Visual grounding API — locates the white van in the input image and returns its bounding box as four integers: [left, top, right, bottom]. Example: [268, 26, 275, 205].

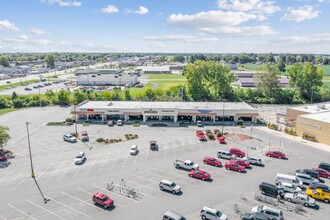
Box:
[275, 173, 303, 188]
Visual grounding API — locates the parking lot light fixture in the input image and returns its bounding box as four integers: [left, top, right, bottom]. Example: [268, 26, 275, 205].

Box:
[221, 99, 226, 134]
[26, 122, 35, 178]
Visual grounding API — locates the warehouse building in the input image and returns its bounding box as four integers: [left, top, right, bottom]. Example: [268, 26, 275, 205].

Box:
[72, 101, 258, 123]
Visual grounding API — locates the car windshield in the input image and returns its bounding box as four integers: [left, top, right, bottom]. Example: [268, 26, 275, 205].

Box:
[102, 196, 109, 202]
[76, 155, 83, 158]
[215, 211, 222, 217]
[170, 183, 176, 187]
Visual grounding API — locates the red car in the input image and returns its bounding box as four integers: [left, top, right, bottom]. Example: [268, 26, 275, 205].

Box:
[229, 148, 246, 158]
[218, 136, 225, 144]
[196, 131, 207, 141]
[203, 157, 222, 167]
[265, 150, 286, 159]
[92, 192, 114, 209]
[225, 162, 245, 172]
[312, 168, 330, 179]
[230, 159, 249, 168]
[188, 169, 211, 180]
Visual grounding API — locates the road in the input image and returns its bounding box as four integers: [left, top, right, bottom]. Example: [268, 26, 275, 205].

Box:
[0, 107, 329, 220]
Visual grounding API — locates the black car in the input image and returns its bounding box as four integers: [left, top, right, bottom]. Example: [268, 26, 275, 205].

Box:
[259, 182, 285, 198]
[319, 162, 330, 172]
[308, 182, 330, 192]
[295, 169, 320, 179]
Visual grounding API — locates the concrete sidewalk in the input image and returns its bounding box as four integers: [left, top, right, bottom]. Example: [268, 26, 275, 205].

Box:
[255, 126, 330, 153]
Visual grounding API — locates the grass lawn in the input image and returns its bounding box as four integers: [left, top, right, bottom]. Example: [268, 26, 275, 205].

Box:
[0, 108, 20, 116]
[0, 79, 40, 91]
[128, 74, 187, 96]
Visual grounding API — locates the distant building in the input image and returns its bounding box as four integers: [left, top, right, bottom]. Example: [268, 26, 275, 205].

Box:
[73, 67, 99, 76]
[137, 66, 171, 74]
[76, 74, 137, 86]
[237, 76, 289, 87]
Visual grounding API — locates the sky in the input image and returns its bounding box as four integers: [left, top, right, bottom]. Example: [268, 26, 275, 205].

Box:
[0, 0, 330, 53]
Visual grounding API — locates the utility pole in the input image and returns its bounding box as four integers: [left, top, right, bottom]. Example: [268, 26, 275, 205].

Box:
[74, 104, 77, 135]
[221, 99, 226, 134]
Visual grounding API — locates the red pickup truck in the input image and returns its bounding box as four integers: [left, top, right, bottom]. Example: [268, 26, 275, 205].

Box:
[196, 131, 206, 141]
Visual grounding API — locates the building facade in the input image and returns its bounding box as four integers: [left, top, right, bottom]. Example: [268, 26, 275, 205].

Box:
[72, 101, 258, 123]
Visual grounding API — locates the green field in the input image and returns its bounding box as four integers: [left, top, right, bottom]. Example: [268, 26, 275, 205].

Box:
[0, 108, 20, 116]
[128, 74, 187, 96]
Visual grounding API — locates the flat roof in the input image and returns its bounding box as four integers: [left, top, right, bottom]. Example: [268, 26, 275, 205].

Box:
[289, 103, 330, 114]
[78, 101, 256, 111]
[300, 111, 330, 123]
[77, 74, 135, 82]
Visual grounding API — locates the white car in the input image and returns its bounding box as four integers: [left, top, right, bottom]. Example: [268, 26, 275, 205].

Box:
[244, 156, 263, 166]
[159, 180, 181, 194]
[280, 182, 302, 194]
[63, 133, 77, 143]
[74, 152, 86, 164]
[117, 120, 123, 126]
[284, 192, 316, 207]
[251, 206, 283, 220]
[129, 145, 138, 155]
[200, 206, 227, 220]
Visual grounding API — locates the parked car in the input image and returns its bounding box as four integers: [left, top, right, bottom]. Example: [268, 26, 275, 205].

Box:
[224, 162, 245, 172]
[295, 169, 319, 179]
[203, 157, 222, 167]
[24, 87, 32, 91]
[275, 173, 303, 188]
[312, 168, 330, 179]
[197, 120, 203, 127]
[200, 206, 228, 220]
[306, 189, 330, 203]
[279, 182, 302, 194]
[230, 158, 250, 168]
[80, 130, 89, 141]
[319, 162, 330, 171]
[251, 206, 283, 220]
[63, 133, 77, 143]
[243, 156, 263, 166]
[284, 192, 316, 207]
[117, 120, 123, 126]
[150, 140, 158, 151]
[188, 170, 211, 181]
[229, 148, 246, 158]
[107, 120, 114, 126]
[259, 182, 285, 198]
[196, 130, 207, 141]
[240, 212, 268, 220]
[294, 173, 319, 185]
[308, 182, 330, 192]
[218, 136, 225, 144]
[163, 210, 185, 220]
[74, 152, 86, 164]
[129, 145, 138, 155]
[265, 150, 286, 159]
[92, 192, 114, 208]
[217, 150, 236, 160]
[159, 180, 181, 194]
[6, 81, 11, 84]
[174, 159, 199, 170]
[33, 85, 39, 89]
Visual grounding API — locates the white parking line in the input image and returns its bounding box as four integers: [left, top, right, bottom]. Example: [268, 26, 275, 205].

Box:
[145, 146, 149, 162]
[27, 200, 66, 220]
[75, 188, 125, 208]
[62, 192, 102, 208]
[122, 152, 130, 168]
[0, 170, 14, 183]
[42, 161, 66, 184]
[45, 196, 91, 218]
[0, 167, 30, 191]
[11, 176, 30, 191]
[0, 214, 8, 220]
[85, 153, 101, 176]
[111, 151, 121, 170]
[132, 174, 159, 185]
[58, 162, 75, 182]
[97, 151, 112, 173]
[8, 204, 37, 220]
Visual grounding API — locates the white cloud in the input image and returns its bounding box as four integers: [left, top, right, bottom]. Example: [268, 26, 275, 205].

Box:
[281, 5, 320, 22]
[0, 20, 19, 31]
[4, 35, 52, 45]
[31, 28, 46, 35]
[217, 0, 281, 14]
[270, 34, 330, 44]
[167, 10, 276, 36]
[41, 0, 81, 7]
[17, 34, 29, 40]
[128, 6, 149, 15]
[143, 34, 219, 42]
[36, 39, 52, 45]
[101, 5, 119, 14]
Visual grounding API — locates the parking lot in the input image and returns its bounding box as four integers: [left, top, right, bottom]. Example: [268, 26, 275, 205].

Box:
[0, 107, 329, 220]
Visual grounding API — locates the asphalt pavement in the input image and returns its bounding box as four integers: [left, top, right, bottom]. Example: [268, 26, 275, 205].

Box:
[0, 107, 329, 220]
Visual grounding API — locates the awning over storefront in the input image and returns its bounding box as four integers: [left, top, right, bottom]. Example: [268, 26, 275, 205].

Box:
[74, 111, 104, 115]
[178, 113, 217, 116]
[123, 112, 143, 116]
[236, 113, 259, 117]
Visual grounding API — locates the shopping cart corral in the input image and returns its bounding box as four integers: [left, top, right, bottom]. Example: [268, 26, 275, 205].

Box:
[105, 179, 142, 200]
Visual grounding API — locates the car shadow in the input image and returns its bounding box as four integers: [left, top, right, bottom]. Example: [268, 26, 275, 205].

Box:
[246, 166, 253, 170]
[319, 179, 325, 183]
[162, 190, 184, 196]
[310, 204, 320, 210]
[283, 157, 289, 160]
[94, 204, 116, 211]
[75, 158, 87, 166]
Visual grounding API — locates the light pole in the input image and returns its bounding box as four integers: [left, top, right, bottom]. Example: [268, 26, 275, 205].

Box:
[74, 104, 77, 135]
[26, 122, 48, 203]
[39, 87, 41, 108]
[221, 99, 226, 134]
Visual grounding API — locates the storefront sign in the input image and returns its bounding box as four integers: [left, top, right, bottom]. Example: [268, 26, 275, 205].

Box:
[301, 120, 321, 129]
[162, 110, 175, 113]
[198, 109, 212, 113]
[87, 108, 94, 112]
[108, 110, 119, 112]
[144, 109, 158, 114]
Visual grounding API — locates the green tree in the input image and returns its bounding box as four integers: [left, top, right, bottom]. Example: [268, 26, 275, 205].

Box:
[288, 62, 323, 101]
[72, 91, 88, 104]
[123, 89, 132, 101]
[56, 89, 70, 105]
[0, 55, 10, 67]
[45, 54, 55, 68]
[183, 61, 235, 101]
[143, 89, 156, 101]
[0, 126, 11, 148]
[11, 92, 18, 100]
[45, 89, 56, 103]
[254, 65, 280, 99]
[277, 59, 286, 73]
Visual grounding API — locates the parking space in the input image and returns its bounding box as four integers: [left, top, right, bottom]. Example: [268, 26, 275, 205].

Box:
[1, 107, 330, 219]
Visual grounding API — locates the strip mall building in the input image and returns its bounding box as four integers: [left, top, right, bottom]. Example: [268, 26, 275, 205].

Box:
[72, 101, 258, 123]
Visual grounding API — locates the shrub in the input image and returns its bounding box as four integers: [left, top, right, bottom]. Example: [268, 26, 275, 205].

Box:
[134, 134, 138, 138]
[96, 138, 105, 143]
[118, 139, 122, 142]
[207, 133, 215, 140]
[104, 139, 109, 143]
[83, 122, 90, 126]
[237, 119, 244, 126]
[267, 123, 278, 130]
[133, 123, 140, 127]
[224, 132, 229, 135]
[213, 129, 220, 134]
[65, 118, 74, 123]
[46, 122, 64, 126]
[205, 129, 211, 134]
[302, 132, 317, 142]
[216, 132, 223, 137]
[110, 139, 114, 143]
